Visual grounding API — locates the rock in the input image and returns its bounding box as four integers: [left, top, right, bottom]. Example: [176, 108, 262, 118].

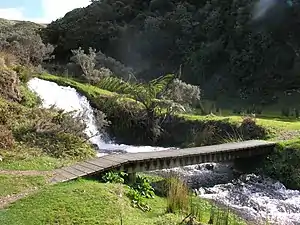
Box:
[204, 163, 214, 170]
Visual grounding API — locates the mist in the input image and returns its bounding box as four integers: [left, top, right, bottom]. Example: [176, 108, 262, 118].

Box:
[252, 0, 277, 20]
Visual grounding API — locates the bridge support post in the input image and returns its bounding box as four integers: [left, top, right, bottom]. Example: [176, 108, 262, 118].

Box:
[128, 172, 136, 184]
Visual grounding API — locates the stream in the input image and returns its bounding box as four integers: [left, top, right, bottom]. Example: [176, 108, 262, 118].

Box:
[28, 78, 300, 225]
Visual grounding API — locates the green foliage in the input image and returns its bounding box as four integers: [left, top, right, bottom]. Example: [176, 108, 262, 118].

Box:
[95, 50, 135, 80]
[70, 47, 113, 84]
[41, 0, 300, 104]
[261, 140, 300, 189]
[0, 97, 95, 160]
[19, 84, 41, 107]
[165, 78, 201, 108]
[97, 76, 131, 94]
[130, 176, 155, 199]
[126, 188, 151, 212]
[0, 19, 53, 65]
[102, 171, 126, 184]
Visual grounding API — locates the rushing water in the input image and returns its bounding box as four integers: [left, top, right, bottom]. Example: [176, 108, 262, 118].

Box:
[153, 165, 300, 225]
[28, 78, 168, 156]
[28, 78, 300, 224]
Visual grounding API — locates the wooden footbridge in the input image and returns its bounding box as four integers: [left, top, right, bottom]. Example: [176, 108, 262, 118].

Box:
[50, 140, 276, 184]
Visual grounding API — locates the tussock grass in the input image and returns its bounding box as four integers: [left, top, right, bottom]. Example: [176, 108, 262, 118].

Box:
[166, 176, 189, 214]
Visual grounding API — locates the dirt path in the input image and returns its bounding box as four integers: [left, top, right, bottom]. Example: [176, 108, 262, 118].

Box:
[0, 170, 55, 209]
[0, 187, 40, 209]
[0, 170, 53, 176]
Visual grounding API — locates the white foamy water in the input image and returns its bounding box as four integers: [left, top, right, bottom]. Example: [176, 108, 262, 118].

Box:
[27, 78, 168, 155]
[156, 165, 300, 225]
[196, 174, 300, 225]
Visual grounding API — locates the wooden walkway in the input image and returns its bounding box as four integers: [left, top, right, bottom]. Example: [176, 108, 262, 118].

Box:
[50, 140, 276, 183]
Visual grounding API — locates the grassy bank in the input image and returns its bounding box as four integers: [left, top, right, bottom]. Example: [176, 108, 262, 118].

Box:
[38, 74, 300, 139]
[260, 139, 300, 189]
[0, 178, 245, 225]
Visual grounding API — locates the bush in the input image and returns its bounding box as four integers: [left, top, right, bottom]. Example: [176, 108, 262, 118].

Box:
[0, 67, 22, 102]
[0, 99, 96, 160]
[239, 116, 268, 140]
[71, 47, 113, 84]
[19, 84, 41, 107]
[95, 50, 135, 81]
[165, 78, 201, 108]
[261, 141, 300, 189]
[0, 125, 14, 149]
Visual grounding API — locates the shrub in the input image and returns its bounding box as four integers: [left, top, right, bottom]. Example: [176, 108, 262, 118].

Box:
[166, 176, 189, 213]
[0, 26, 54, 66]
[19, 84, 41, 107]
[0, 67, 22, 102]
[261, 141, 300, 189]
[0, 125, 14, 149]
[165, 78, 201, 108]
[71, 47, 112, 84]
[239, 116, 268, 140]
[95, 50, 135, 81]
[15, 130, 95, 159]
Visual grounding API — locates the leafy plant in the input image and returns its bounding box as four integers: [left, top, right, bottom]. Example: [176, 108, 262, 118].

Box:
[130, 176, 155, 199]
[126, 188, 151, 212]
[102, 171, 126, 184]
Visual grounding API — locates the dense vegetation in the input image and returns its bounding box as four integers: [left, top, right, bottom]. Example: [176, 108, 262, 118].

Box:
[42, 0, 300, 105]
[0, 1, 300, 222]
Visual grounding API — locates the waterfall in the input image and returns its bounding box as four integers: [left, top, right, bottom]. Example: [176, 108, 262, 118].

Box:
[27, 78, 168, 156]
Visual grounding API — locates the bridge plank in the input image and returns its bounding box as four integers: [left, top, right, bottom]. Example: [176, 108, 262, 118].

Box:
[54, 169, 77, 180]
[73, 164, 95, 174]
[79, 162, 104, 171]
[62, 167, 87, 177]
[101, 155, 128, 164]
[86, 157, 120, 169]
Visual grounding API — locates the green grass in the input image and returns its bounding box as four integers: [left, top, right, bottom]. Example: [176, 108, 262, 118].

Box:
[0, 145, 73, 171]
[181, 113, 300, 132]
[0, 179, 244, 225]
[38, 73, 115, 97]
[0, 174, 46, 198]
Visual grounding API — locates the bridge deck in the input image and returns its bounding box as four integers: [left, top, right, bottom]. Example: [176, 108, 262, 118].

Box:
[50, 140, 276, 184]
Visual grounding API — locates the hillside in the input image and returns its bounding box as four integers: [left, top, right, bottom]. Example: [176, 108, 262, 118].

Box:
[41, 0, 300, 104]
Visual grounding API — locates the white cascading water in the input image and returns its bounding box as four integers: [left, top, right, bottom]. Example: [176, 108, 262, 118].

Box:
[28, 78, 168, 156]
[28, 78, 300, 224]
[153, 164, 300, 225]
